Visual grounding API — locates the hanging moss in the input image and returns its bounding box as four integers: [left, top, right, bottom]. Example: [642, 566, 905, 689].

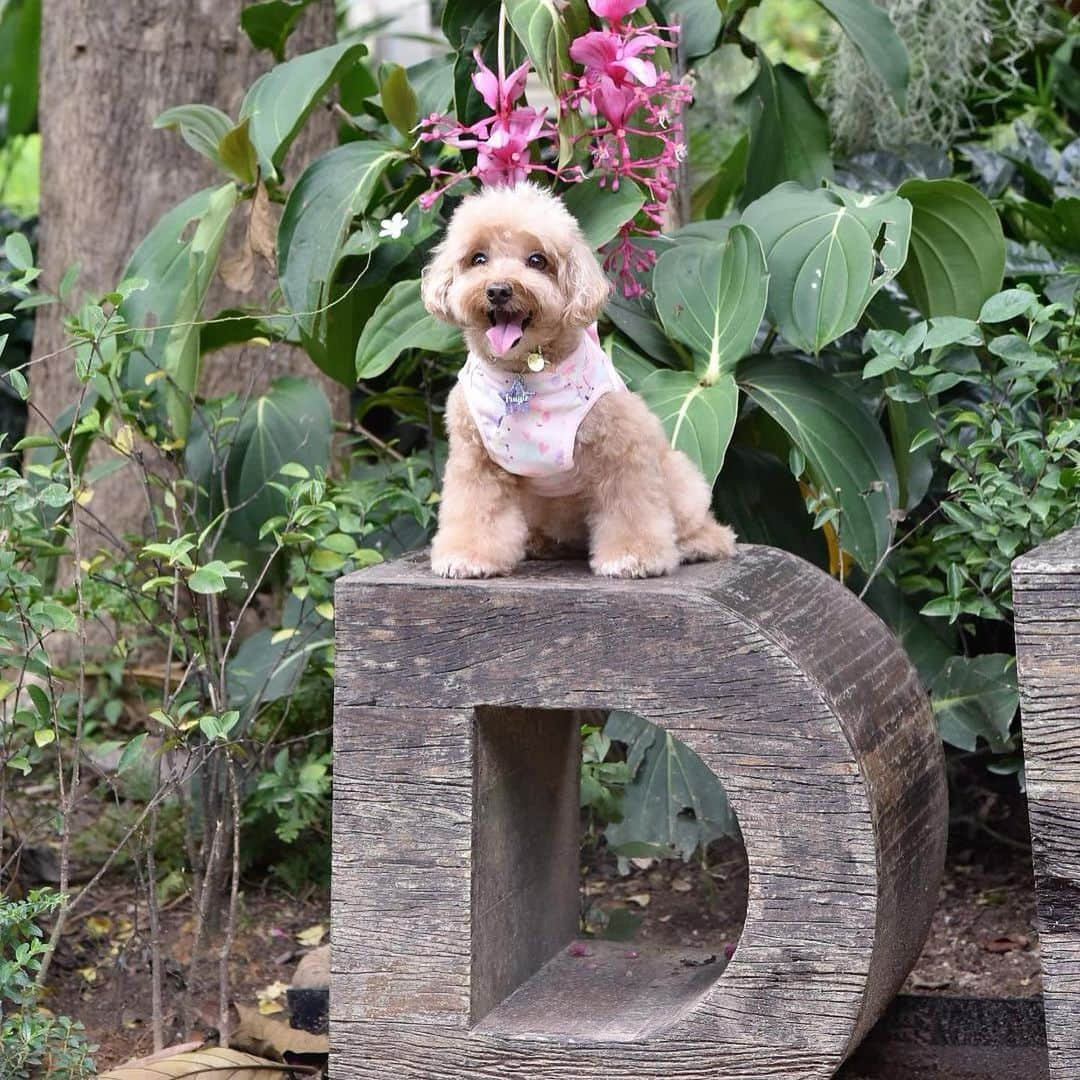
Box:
[821, 0, 1053, 153]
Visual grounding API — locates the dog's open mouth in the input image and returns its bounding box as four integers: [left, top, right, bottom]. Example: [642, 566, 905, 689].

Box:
[486, 309, 532, 357]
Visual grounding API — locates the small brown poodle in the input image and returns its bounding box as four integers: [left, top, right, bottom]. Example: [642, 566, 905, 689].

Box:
[421, 182, 736, 579]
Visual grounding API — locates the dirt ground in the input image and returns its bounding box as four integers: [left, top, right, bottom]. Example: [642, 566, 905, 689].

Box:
[42, 762, 1041, 1072]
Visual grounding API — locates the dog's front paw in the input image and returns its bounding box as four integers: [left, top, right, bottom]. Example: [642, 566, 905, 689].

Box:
[590, 547, 679, 579]
[431, 550, 514, 579]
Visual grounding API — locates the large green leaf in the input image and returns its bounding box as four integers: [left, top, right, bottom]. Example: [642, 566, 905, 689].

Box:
[0, 0, 39, 138]
[654, 0, 722, 60]
[240, 41, 367, 182]
[741, 56, 833, 205]
[227, 597, 331, 708]
[931, 653, 1018, 752]
[277, 141, 406, 359]
[741, 356, 899, 572]
[654, 224, 768, 381]
[741, 183, 911, 354]
[153, 104, 233, 168]
[185, 377, 332, 546]
[896, 179, 1005, 318]
[604, 334, 660, 390]
[240, 0, 316, 61]
[562, 178, 645, 248]
[862, 577, 955, 687]
[158, 184, 238, 439]
[605, 292, 682, 367]
[355, 279, 463, 381]
[119, 183, 238, 441]
[812, 0, 909, 108]
[603, 711, 738, 860]
[504, 0, 590, 99]
[638, 369, 738, 486]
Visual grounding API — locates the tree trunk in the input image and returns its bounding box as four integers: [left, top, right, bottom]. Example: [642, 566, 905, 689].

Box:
[34, 0, 348, 496]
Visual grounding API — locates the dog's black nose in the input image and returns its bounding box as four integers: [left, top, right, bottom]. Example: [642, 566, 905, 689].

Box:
[486, 282, 513, 306]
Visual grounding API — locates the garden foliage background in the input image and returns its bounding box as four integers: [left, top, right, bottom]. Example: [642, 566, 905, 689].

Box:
[0, 0, 1077, 1071]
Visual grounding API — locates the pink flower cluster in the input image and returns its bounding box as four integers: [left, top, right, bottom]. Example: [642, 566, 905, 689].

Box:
[564, 0, 691, 296]
[416, 0, 691, 296]
[416, 50, 560, 208]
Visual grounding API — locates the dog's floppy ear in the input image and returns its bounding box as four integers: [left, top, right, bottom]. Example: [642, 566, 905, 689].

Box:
[421, 240, 456, 323]
[561, 236, 612, 327]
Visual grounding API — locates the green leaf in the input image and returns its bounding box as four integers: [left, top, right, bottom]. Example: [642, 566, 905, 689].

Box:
[812, 0, 909, 108]
[0, 0, 40, 138]
[741, 183, 911, 354]
[637, 370, 738, 486]
[741, 356, 899, 572]
[117, 732, 149, 774]
[119, 183, 239, 441]
[380, 64, 419, 138]
[160, 184, 239, 440]
[185, 377, 332, 546]
[603, 711, 737, 860]
[4, 232, 33, 271]
[653, 224, 768, 381]
[931, 654, 1018, 752]
[604, 334, 660, 390]
[562, 178, 645, 248]
[653, 0, 721, 59]
[896, 179, 1005, 318]
[240, 41, 368, 182]
[240, 0, 315, 61]
[978, 288, 1038, 324]
[32, 728, 55, 748]
[505, 0, 590, 100]
[153, 104, 232, 167]
[188, 560, 244, 595]
[217, 118, 259, 185]
[278, 141, 407, 369]
[741, 56, 833, 205]
[861, 577, 954, 686]
[355, 279, 463, 380]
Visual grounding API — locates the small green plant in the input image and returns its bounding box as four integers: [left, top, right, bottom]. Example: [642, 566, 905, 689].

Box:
[864, 286, 1080, 624]
[0, 890, 96, 1080]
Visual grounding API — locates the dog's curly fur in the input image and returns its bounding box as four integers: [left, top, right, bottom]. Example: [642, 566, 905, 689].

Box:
[421, 183, 736, 579]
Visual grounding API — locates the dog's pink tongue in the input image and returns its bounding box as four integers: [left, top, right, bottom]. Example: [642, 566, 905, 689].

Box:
[486, 313, 524, 356]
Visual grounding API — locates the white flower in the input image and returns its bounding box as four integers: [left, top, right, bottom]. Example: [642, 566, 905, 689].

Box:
[379, 213, 409, 240]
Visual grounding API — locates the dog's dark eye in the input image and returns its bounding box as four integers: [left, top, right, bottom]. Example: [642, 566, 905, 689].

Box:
[526, 252, 548, 271]
[470, 252, 488, 266]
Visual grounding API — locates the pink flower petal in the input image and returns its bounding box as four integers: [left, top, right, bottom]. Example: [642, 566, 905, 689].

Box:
[617, 55, 658, 87]
[569, 30, 619, 72]
[588, 0, 647, 20]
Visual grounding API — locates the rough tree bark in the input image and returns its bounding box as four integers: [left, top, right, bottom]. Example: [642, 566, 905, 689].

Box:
[34, 0, 348, 529]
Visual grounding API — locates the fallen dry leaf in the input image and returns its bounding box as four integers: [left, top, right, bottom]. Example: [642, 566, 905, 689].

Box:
[249, 183, 277, 267]
[85, 915, 112, 937]
[97, 1045, 295, 1079]
[671, 879, 692, 893]
[231, 1002, 329, 1058]
[980, 934, 1029, 954]
[626, 892, 651, 908]
[295, 924, 325, 948]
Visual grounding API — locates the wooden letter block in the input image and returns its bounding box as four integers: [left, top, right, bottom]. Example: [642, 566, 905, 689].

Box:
[332, 546, 947, 1079]
[1015, 527, 1080, 1079]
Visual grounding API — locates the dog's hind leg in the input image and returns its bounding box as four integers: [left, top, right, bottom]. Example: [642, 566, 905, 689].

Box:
[662, 449, 737, 563]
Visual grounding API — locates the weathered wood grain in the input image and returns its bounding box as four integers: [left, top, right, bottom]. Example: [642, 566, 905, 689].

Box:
[1014, 526, 1080, 1080]
[332, 546, 947, 1078]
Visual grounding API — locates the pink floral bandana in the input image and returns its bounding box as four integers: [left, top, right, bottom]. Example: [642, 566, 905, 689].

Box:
[459, 325, 626, 497]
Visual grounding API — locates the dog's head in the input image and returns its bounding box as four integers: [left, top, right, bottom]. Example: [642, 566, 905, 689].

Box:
[421, 183, 611, 365]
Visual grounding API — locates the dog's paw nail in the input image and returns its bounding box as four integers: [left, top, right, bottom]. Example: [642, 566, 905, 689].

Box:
[432, 554, 506, 579]
[591, 552, 676, 579]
